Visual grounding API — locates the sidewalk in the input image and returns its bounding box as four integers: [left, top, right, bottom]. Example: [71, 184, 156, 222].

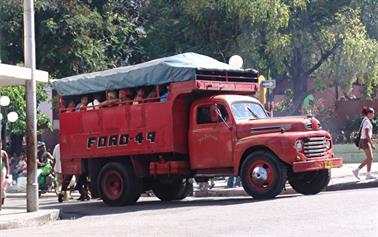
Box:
[1, 163, 377, 230]
[193, 163, 378, 197]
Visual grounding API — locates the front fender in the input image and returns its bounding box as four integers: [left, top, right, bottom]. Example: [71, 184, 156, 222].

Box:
[233, 130, 332, 175]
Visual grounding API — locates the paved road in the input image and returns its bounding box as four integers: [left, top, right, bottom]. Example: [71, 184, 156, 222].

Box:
[2, 188, 378, 237]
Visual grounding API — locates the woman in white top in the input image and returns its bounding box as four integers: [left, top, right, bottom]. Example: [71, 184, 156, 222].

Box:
[353, 107, 376, 180]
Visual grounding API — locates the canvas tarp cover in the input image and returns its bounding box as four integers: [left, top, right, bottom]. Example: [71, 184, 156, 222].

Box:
[51, 52, 244, 96]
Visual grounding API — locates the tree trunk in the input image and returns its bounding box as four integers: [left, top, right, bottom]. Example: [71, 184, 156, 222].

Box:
[9, 134, 24, 156]
[288, 42, 308, 115]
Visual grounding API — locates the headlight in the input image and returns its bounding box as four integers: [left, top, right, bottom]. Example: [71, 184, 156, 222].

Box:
[325, 139, 331, 149]
[295, 140, 303, 152]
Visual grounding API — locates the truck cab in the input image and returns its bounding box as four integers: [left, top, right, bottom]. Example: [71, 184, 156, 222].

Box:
[52, 53, 342, 206]
[188, 94, 341, 199]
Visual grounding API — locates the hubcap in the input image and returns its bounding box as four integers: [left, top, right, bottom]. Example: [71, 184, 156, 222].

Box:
[103, 171, 123, 200]
[247, 160, 275, 191]
[252, 166, 268, 184]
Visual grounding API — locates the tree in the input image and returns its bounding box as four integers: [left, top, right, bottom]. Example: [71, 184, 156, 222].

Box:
[233, 1, 377, 113]
[0, 0, 145, 78]
[140, 0, 201, 60]
[141, 0, 378, 114]
[0, 0, 146, 153]
[314, 11, 378, 99]
[0, 85, 50, 155]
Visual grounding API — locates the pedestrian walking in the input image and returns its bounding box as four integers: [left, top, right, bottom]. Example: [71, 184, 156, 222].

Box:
[53, 144, 64, 202]
[1, 141, 10, 206]
[353, 107, 376, 180]
[227, 176, 240, 188]
[76, 174, 91, 201]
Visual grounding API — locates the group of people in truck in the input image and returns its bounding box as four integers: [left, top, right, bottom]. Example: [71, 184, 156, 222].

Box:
[63, 84, 170, 112]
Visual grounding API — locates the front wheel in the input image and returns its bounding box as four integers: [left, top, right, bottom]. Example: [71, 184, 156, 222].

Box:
[288, 169, 330, 195]
[240, 151, 287, 199]
[152, 177, 193, 201]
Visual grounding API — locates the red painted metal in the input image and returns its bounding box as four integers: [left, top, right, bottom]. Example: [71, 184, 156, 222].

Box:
[149, 161, 190, 175]
[59, 77, 342, 178]
[59, 80, 259, 174]
[292, 157, 343, 173]
[189, 99, 234, 169]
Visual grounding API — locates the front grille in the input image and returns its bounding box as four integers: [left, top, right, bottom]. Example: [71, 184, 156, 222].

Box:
[304, 136, 327, 158]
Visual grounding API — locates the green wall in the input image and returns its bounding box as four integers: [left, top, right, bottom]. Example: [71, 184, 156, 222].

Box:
[334, 144, 378, 164]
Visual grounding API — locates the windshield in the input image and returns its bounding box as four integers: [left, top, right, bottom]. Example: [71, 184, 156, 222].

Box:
[231, 102, 268, 120]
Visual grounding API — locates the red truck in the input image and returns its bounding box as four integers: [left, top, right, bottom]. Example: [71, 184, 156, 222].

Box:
[52, 53, 342, 206]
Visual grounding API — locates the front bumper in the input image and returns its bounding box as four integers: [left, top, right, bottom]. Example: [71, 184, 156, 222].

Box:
[292, 157, 343, 173]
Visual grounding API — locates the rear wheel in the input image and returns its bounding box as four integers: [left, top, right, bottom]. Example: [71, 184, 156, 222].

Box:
[98, 162, 142, 206]
[288, 169, 330, 195]
[241, 151, 287, 199]
[152, 177, 193, 201]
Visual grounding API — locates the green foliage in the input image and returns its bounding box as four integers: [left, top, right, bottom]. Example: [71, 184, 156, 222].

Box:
[359, 0, 378, 40]
[0, 0, 23, 63]
[0, 85, 50, 135]
[314, 8, 378, 98]
[140, 0, 194, 60]
[0, 0, 145, 78]
[142, 0, 378, 112]
[1, 0, 377, 116]
[346, 116, 378, 134]
[0, 0, 146, 138]
[273, 89, 293, 113]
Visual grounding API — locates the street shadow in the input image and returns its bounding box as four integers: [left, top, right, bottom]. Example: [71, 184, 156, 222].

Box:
[40, 194, 300, 220]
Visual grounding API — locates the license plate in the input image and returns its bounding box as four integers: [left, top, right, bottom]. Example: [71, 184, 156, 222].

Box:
[324, 160, 333, 169]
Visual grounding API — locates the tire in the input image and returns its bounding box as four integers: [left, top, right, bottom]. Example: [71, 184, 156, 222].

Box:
[152, 177, 193, 201]
[240, 151, 287, 199]
[98, 162, 142, 206]
[288, 169, 330, 195]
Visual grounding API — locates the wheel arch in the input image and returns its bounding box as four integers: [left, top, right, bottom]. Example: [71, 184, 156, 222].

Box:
[237, 145, 288, 176]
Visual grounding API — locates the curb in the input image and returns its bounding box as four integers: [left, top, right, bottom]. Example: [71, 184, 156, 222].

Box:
[0, 209, 60, 230]
[325, 180, 378, 191]
[193, 187, 297, 197]
[194, 180, 378, 197]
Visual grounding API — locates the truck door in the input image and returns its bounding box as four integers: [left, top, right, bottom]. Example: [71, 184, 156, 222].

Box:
[189, 103, 233, 169]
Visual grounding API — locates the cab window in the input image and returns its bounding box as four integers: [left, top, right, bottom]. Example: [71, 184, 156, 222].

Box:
[197, 104, 228, 124]
[231, 102, 267, 120]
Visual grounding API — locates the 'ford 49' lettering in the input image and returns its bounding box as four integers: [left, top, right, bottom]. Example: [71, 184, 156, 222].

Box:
[87, 132, 156, 149]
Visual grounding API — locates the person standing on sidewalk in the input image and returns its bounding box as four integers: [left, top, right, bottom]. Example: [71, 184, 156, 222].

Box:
[1, 141, 10, 205]
[53, 144, 64, 202]
[227, 176, 241, 188]
[353, 107, 376, 180]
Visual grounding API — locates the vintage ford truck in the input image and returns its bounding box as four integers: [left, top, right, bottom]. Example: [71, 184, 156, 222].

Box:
[51, 53, 342, 206]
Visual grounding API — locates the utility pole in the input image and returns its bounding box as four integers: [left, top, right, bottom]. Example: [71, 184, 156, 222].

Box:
[24, 0, 38, 212]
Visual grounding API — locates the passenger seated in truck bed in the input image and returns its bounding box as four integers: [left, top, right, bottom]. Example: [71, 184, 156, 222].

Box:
[133, 88, 145, 105]
[87, 94, 102, 110]
[118, 89, 133, 105]
[65, 100, 76, 112]
[145, 86, 158, 103]
[76, 96, 89, 111]
[160, 84, 170, 102]
[101, 91, 118, 107]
